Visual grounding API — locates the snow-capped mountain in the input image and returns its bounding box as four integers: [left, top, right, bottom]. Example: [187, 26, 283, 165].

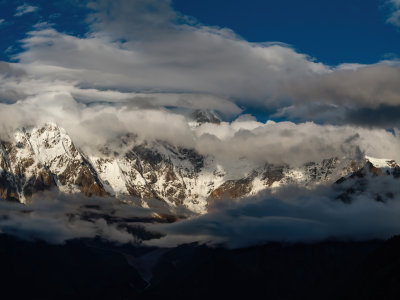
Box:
[0, 122, 398, 213]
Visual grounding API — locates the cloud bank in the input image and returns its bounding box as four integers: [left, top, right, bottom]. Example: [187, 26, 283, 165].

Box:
[1, 64, 400, 165]
[0, 0, 397, 164]
[146, 176, 400, 248]
[0, 0, 397, 131]
[1, 175, 400, 249]
[0, 191, 166, 244]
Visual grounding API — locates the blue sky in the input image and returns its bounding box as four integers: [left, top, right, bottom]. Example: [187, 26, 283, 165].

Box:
[0, 0, 89, 61]
[1, 0, 399, 65]
[175, 0, 400, 65]
[174, 0, 400, 65]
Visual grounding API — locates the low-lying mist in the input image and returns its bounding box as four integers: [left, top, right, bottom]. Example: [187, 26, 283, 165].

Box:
[1, 173, 400, 249]
[145, 176, 400, 248]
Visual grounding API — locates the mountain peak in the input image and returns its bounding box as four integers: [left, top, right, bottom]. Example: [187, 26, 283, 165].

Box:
[365, 156, 398, 169]
[189, 109, 221, 125]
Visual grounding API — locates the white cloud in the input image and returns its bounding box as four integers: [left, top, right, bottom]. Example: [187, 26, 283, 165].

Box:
[14, 3, 39, 17]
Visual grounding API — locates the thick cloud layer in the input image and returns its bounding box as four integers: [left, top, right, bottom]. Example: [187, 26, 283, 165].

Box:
[194, 119, 400, 166]
[1, 69, 399, 165]
[0, 0, 397, 132]
[1, 57, 400, 164]
[15, 26, 323, 102]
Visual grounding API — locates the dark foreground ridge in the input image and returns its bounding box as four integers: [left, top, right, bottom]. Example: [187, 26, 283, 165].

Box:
[1, 234, 400, 299]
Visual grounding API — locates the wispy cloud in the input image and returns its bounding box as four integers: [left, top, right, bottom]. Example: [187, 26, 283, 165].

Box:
[14, 3, 39, 17]
[386, 0, 400, 26]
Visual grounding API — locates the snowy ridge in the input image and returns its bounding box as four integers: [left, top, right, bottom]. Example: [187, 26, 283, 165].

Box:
[365, 156, 396, 168]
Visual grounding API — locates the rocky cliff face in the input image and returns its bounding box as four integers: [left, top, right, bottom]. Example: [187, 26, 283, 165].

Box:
[0, 123, 398, 213]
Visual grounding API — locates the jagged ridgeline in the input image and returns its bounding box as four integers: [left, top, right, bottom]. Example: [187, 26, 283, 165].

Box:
[0, 123, 399, 213]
